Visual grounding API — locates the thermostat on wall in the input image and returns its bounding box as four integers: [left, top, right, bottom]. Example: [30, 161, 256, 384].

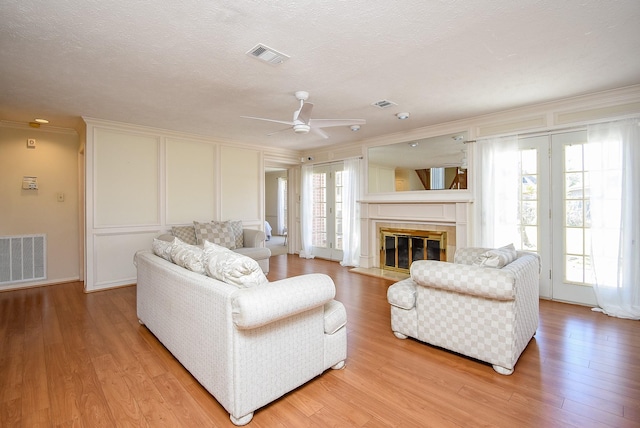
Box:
[22, 176, 38, 190]
[27, 139, 36, 148]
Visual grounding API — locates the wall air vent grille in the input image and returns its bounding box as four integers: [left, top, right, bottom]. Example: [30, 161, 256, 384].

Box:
[247, 44, 290, 65]
[372, 100, 398, 109]
[0, 234, 46, 284]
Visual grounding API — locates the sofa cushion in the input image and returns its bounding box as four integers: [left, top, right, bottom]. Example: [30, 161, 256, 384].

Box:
[194, 221, 236, 249]
[170, 238, 206, 274]
[203, 241, 268, 288]
[234, 246, 271, 260]
[152, 237, 174, 261]
[171, 225, 197, 245]
[473, 244, 518, 269]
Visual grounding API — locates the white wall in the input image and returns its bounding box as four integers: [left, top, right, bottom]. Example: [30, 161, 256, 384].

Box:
[368, 164, 395, 193]
[220, 146, 262, 222]
[83, 119, 297, 291]
[0, 124, 80, 290]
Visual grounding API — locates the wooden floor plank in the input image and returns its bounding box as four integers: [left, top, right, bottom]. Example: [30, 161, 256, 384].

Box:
[91, 353, 149, 427]
[1, 254, 639, 427]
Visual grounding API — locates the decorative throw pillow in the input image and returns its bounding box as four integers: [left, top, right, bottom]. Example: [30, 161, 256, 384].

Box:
[473, 243, 518, 269]
[171, 225, 197, 245]
[225, 220, 244, 249]
[203, 240, 268, 288]
[152, 237, 174, 261]
[170, 238, 206, 274]
[194, 221, 236, 249]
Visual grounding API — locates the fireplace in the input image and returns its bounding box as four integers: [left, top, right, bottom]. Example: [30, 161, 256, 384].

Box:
[380, 228, 447, 273]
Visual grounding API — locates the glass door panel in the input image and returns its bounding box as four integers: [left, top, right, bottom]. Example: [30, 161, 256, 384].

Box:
[312, 163, 344, 261]
[515, 136, 551, 299]
[551, 131, 597, 305]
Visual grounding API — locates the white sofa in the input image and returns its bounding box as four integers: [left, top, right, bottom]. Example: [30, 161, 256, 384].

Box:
[158, 221, 271, 273]
[135, 250, 347, 425]
[387, 247, 540, 375]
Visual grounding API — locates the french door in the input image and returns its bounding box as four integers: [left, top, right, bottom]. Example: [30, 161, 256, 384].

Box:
[512, 135, 552, 299]
[517, 130, 596, 305]
[311, 163, 344, 261]
[550, 131, 597, 305]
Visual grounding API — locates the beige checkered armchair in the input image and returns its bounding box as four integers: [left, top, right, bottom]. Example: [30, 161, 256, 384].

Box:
[387, 247, 540, 375]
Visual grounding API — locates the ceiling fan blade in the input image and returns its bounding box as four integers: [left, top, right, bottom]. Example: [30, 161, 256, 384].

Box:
[297, 102, 314, 124]
[267, 127, 294, 136]
[240, 116, 295, 126]
[311, 127, 329, 139]
[310, 118, 366, 129]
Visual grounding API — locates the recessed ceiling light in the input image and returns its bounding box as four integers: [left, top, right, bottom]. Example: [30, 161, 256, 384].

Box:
[350, 125, 361, 131]
[34, 118, 49, 124]
[396, 112, 410, 120]
[408, 142, 419, 147]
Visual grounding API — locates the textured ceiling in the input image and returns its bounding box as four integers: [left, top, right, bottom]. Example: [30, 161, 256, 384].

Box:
[1, 0, 639, 150]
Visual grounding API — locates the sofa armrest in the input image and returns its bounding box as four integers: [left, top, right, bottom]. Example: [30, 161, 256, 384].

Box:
[387, 278, 417, 309]
[157, 233, 175, 243]
[410, 260, 517, 300]
[242, 228, 266, 248]
[232, 274, 335, 329]
[323, 300, 347, 334]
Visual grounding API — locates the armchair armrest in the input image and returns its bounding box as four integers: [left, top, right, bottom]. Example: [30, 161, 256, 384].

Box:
[410, 260, 517, 301]
[242, 229, 266, 248]
[231, 274, 336, 329]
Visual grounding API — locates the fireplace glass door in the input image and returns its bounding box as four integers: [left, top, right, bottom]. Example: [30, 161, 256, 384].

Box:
[381, 229, 446, 273]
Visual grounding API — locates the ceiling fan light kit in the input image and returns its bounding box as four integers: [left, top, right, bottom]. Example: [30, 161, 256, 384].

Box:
[294, 124, 311, 134]
[241, 90, 365, 139]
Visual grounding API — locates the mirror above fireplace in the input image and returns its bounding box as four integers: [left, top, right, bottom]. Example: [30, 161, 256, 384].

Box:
[367, 131, 468, 193]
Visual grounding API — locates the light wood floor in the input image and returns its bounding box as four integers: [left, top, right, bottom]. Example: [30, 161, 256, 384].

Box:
[1, 254, 639, 427]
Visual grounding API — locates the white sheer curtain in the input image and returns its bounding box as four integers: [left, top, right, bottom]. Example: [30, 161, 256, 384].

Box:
[430, 167, 445, 190]
[477, 135, 521, 247]
[340, 158, 361, 267]
[587, 118, 640, 319]
[299, 164, 315, 259]
[276, 177, 286, 235]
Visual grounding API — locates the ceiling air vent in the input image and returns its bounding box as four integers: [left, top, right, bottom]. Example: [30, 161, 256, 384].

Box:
[371, 99, 398, 109]
[246, 44, 290, 65]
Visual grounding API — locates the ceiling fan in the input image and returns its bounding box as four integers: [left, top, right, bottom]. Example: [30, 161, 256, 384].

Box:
[241, 91, 365, 139]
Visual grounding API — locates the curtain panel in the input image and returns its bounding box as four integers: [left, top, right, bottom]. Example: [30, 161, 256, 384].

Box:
[299, 164, 315, 259]
[340, 158, 361, 267]
[588, 118, 640, 319]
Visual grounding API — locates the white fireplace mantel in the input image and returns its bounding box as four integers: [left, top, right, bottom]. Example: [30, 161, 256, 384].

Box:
[358, 198, 472, 269]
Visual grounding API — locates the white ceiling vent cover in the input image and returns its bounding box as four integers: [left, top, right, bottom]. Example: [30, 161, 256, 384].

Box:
[247, 44, 290, 65]
[371, 100, 398, 109]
